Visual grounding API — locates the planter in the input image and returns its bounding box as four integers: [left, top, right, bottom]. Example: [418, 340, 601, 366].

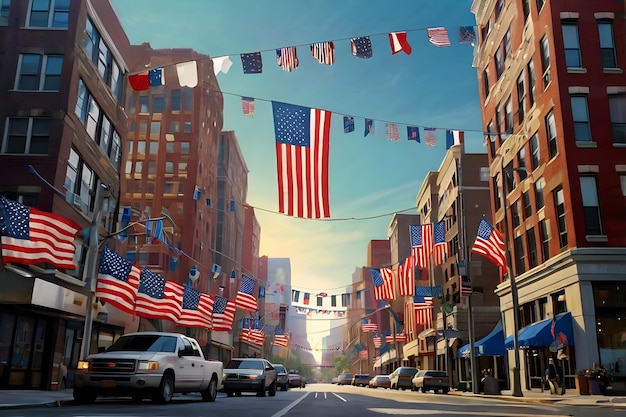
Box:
[575, 376, 589, 395]
[588, 378, 605, 395]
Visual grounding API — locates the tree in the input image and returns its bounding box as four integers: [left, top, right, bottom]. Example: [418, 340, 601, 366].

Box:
[332, 352, 351, 375]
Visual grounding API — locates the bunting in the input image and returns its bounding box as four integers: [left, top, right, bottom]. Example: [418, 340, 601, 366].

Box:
[398, 256, 415, 296]
[407, 126, 420, 142]
[135, 268, 184, 323]
[388, 32, 412, 55]
[242, 97, 255, 117]
[274, 329, 289, 347]
[410, 224, 433, 270]
[235, 274, 258, 312]
[432, 220, 449, 266]
[370, 267, 395, 300]
[351, 36, 373, 58]
[276, 47, 299, 72]
[386, 123, 400, 142]
[178, 285, 214, 329]
[427, 27, 451, 47]
[212, 296, 236, 331]
[424, 127, 437, 147]
[311, 41, 335, 65]
[95, 246, 140, 315]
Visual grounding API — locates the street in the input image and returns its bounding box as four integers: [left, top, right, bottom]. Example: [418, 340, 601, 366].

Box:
[0, 384, 622, 417]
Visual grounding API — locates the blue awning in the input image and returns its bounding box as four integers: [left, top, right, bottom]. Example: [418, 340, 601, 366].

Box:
[458, 320, 506, 358]
[504, 312, 573, 349]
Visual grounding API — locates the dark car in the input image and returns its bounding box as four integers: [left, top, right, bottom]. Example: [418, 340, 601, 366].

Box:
[336, 372, 353, 385]
[368, 374, 391, 389]
[389, 366, 419, 390]
[351, 374, 371, 387]
[273, 363, 289, 391]
[222, 358, 277, 397]
[412, 370, 449, 394]
[287, 369, 305, 388]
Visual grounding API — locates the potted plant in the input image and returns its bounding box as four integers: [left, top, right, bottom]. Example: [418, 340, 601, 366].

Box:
[588, 365, 613, 394]
[575, 369, 590, 395]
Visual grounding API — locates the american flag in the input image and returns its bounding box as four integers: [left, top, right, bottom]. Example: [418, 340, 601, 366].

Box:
[386, 123, 400, 142]
[388, 31, 412, 55]
[95, 247, 140, 315]
[427, 27, 451, 47]
[148, 68, 164, 86]
[212, 296, 235, 331]
[0, 195, 80, 269]
[351, 36, 373, 58]
[459, 26, 476, 45]
[276, 47, 299, 72]
[424, 127, 437, 147]
[414, 295, 434, 327]
[362, 318, 378, 332]
[432, 221, 449, 266]
[240, 52, 262, 74]
[386, 333, 407, 344]
[364, 118, 374, 137]
[310, 41, 335, 65]
[274, 329, 289, 347]
[373, 333, 382, 348]
[471, 218, 507, 273]
[398, 256, 415, 296]
[460, 275, 473, 297]
[344, 116, 355, 133]
[272, 101, 331, 219]
[410, 224, 433, 270]
[135, 268, 184, 323]
[177, 285, 214, 329]
[235, 274, 258, 312]
[241, 328, 265, 346]
[407, 126, 420, 142]
[242, 97, 255, 117]
[370, 267, 395, 300]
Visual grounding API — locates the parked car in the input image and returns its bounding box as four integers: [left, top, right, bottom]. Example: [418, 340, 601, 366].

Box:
[331, 377, 338, 384]
[273, 363, 289, 391]
[351, 374, 371, 387]
[222, 358, 277, 397]
[287, 369, 305, 388]
[368, 375, 391, 389]
[412, 370, 450, 394]
[336, 372, 354, 385]
[389, 366, 419, 390]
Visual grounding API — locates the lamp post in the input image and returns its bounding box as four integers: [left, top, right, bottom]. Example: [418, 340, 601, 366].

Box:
[500, 157, 527, 398]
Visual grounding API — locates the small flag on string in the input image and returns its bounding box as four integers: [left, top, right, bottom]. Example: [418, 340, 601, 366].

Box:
[407, 126, 420, 142]
[386, 123, 400, 142]
[446, 130, 464, 149]
[427, 27, 451, 47]
[128, 71, 149, 91]
[388, 32, 412, 55]
[242, 97, 255, 117]
[310, 41, 335, 65]
[276, 47, 299, 72]
[148, 68, 165, 86]
[351, 36, 373, 59]
[212, 55, 233, 75]
[343, 116, 355, 133]
[459, 26, 476, 45]
[424, 127, 437, 147]
[460, 275, 473, 297]
[176, 61, 198, 87]
[364, 119, 374, 137]
[241, 52, 263, 74]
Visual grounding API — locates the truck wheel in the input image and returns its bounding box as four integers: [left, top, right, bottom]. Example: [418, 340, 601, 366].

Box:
[73, 388, 96, 404]
[268, 380, 276, 397]
[153, 373, 174, 404]
[202, 377, 218, 402]
[256, 379, 266, 397]
[281, 383, 288, 392]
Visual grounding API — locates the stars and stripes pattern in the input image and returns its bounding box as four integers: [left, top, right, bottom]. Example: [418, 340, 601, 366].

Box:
[310, 41, 335, 65]
[386, 123, 400, 142]
[432, 220, 449, 266]
[370, 267, 395, 300]
[373, 333, 382, 348]
[212, 296, 236, 331]
[398, 256, 415, 296]
[460, 275, 473, 297]
[276, 47, 299, 72]
[424, 127, 437, 147]
[235, 274, 258, 312]
[362, 318, 378, 332]
[471, 218, 507, 273]
[385, 333, 407, 344]
[427, 27, 451, 47]
[414, 295, 434, 327]
[0, 195, 81, 269]
[242, 97, 255, 117]
[95, 246, 140, 315]
[274, 329, 289, 347]
[410, 224, 433, 270]
[177, 285, 214, 329]
[241, 52, 262, 74]
[135, 268, 184, 323]
[351, 36, 373, 58]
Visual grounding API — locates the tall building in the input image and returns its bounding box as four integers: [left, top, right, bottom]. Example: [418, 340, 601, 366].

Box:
[472, 0, 626, 393]
[0, 0, 131, 389]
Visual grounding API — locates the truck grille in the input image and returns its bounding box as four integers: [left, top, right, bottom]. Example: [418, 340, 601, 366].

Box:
[90, 358, 137, 374]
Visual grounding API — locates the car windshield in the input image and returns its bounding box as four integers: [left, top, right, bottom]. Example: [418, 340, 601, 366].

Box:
[106, 335, 177, 353]
[274, 365, 286, 373]
[226, 359, 264, 370]
[399, 368, 417, 375]
[378, 376, 390, 380]
[426, 371, 447, 377]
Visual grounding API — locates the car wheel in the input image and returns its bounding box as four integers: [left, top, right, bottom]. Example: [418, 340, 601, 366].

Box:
[443, 388, 449, 394]
[153, 373, 174, 404]
[257, 379, 266, 397]
[269, 380, 277, 397]
[226, 390, 234, 397]
[421, 386, 426, 393]
[202, 377, 218, 402]
[235, 391, 242, 397]
[131, 394, 143, 403]
[73, 388, 96, 404]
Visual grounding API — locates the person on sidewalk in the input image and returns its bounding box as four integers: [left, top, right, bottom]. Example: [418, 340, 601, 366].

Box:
[545, 358, 565, 395]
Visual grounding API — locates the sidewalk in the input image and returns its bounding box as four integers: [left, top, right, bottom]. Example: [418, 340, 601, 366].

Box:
[0, 388, 625, 409]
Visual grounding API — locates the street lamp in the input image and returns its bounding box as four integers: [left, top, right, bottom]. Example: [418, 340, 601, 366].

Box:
[500, 156, 527, 398]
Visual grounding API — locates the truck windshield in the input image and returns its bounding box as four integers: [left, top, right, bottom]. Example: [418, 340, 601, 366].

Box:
[107, 335, 178, 353]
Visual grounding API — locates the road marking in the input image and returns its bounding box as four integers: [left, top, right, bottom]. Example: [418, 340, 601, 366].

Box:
[368, 409, 570, 416]
[271, 392, 309, 417]
[332, 392, 347, 402]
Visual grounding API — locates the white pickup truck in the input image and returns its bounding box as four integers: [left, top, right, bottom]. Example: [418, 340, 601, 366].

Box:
[73, 331, 223, 404]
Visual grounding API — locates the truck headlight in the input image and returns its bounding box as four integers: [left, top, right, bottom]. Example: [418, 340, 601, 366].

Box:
[76, 360, 90, 371]
[137, 361, 159, 371]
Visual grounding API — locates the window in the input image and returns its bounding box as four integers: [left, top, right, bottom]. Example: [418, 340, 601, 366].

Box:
[83, 18, 122, 100]
[580, 176, 602, 235]
[514, 235, 526, 275]
[64, 148, 99, 215]
[139, 121, 147, 134]
[153, 95, 166, 113]
[171, 89, 181, 111]
[169, 121, 179, 132]
[183, 121, 191, 133]
[598, 20, 617, 68]
[16, 54, 63, 91]
[562, 21, 581, 68]
[505, 97, 513, 134]
[523, 190, 532, 218]
[98, 117, 121, 167]
[149, 141, 158, 154]
[183, 87, 193, 112]
[571, 95, 591, 141]
[148, 161, 156, 175]
[139, 96, 149, 113]
[546, 110, 557, 158]
[621, 175, 626, 196]
[517, 147, 526, 173]
[2, 117, 51, 154]
[517, 72, 526, 123]
[150, 121, 160, 136]
[554, 188, 568, 249]
[527, 228, 538, 268]
[534, 177, 545, 210]
[181, 142, 190, 154]
[609, 95, 626, 144]
[504, 29, 512, 60]
[536, 0, 545, 13]
[482, 69, 490, 99]
[540, 36, 551, 88]
[523, 0, 530, 21]
[538, 219, 550, 262]
[28, 0, 69, 28]
[530, 133, 540, 170]
[496, 0, 504, 19]
[0, 0, 10, 26]
[495, 42, 505, 79]
[165, 161, 174, 174]
[166, 142, 174, 153]
[527, 60, 536, 107]
[511, 200, 521, 228]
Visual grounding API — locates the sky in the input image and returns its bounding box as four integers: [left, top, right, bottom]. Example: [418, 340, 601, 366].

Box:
[110, 0, 484, 294]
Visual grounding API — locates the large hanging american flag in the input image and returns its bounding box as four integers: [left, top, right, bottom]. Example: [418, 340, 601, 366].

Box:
[432, 221, 449, 266]
[370, 267, 395, 300]
[414, 295, 434, 327]
[274, 329, 289, 347]
[398, 256, 415, 296]
[235, 274, 258, 312]
[0, 195, 80, 269]
[177, 285, 214, 329]
[272, 101, 331, 219]
[471, 218, 507, 273]
[212, 296, 236, 332]
[135, 268, 184, 323]
[410, 224, 433, 270]
[95, 246, 140, 315]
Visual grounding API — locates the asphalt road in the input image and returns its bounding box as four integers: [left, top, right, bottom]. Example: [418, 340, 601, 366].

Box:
[0, 384, 621, 417]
